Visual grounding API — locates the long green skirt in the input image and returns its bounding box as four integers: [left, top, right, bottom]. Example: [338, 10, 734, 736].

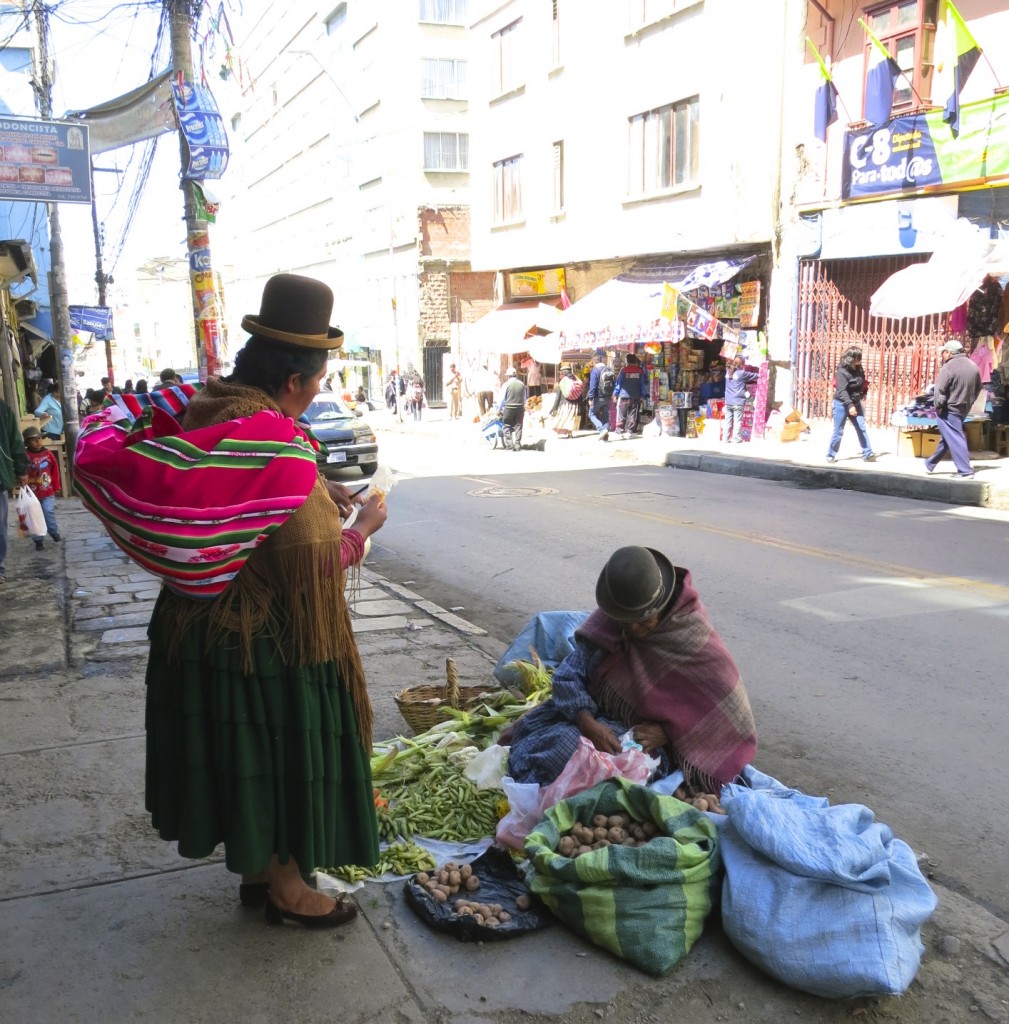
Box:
[145, 593, 379, 875]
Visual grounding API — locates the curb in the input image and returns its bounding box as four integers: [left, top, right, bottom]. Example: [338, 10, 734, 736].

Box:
[665, 451, 1009, 510]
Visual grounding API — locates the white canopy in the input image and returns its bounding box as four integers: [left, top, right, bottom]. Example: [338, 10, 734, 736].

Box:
[870, 220, 1009, 320]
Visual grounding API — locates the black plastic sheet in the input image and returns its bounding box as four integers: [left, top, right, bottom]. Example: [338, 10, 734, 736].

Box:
[403, 846, 549, 942]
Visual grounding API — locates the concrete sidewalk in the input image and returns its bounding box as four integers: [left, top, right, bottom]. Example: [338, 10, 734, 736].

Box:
[2, 501, 1008, 1024]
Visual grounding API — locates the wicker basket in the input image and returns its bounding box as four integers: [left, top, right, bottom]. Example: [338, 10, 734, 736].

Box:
[395, 658, 499, 734]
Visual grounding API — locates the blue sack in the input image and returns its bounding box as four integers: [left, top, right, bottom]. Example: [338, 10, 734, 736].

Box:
[719, 766, 937, 999]
[493, 611, 589, 687]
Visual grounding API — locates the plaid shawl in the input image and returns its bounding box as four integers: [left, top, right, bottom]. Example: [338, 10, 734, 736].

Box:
[74, 397, 320, 600]
[577, 570, 756, 790]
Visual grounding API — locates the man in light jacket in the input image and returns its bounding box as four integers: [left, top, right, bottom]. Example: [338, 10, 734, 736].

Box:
[925, 340, 982, 479]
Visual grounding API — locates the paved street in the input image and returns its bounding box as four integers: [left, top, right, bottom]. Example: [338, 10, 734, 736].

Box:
[2, 413, 1008, 1023]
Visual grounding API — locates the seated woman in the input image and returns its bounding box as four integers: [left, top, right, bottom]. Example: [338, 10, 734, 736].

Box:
[507, 546, 756, 795]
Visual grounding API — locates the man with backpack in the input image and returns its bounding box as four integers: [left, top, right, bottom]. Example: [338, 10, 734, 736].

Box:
[614, 352, 644, 439]
[587, 350, 615, 441]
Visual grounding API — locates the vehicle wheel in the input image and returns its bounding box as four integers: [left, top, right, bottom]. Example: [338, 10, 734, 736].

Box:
[360, 463, 378, 477]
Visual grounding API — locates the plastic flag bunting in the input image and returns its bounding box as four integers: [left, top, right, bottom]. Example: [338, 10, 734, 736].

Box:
[936, 0, 981, 138]
[859, 18, 901, 126]
[807, 37, 838, 142]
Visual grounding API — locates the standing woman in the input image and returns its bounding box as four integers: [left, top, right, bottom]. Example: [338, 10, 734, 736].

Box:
[826, 347, 876, 463]
[549, 364, 584, 438]
[33, 378, 64, 440]
[75, 275, 387, 929]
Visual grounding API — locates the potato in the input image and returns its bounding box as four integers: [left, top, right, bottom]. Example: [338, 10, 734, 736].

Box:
[437, 869, 449, 885]
[498, 910, 512, 923]
[448, 870, 461, 887]
[483, 917, 500, 928]
[592, 814, 609, 828]
[641, 821, 659, 838]
[592, 826, 609, 841]
[464, 875, 480, 891]
[574, 826, 594, 845]
[607, 814, 628, 829]
[455, 899, 469, 911]
[477, 904, 492, 917]
[629, 824, 645, 840]
[621, 838, 637, 847]
[591, 839, 611, 850]
[459, 864, 472, 880]
[515, 894, 531, 911]
[416, 872, 430, 885]
[673, 786, 687, 801]
[607, 827, 627, 844]
[692, 797, 709, 812]
[432, 889, 447, 902]
[576, 844, 592, 856]
[557, 835, 576, 857]
[444, 861, 457, 872]
[490, 904, 502, 916]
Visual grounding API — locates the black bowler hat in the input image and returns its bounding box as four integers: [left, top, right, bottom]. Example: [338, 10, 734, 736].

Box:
[241, 273, 345, 350]
[596, 546, 676, 623]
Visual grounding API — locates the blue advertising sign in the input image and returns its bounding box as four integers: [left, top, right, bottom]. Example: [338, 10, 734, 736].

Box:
[171, 82, 229, 181]
[0, 118, 91, 204]
[69, 305, 113, 338]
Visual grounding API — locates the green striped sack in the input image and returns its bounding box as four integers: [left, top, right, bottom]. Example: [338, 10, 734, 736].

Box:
[524, 778, 720, 976]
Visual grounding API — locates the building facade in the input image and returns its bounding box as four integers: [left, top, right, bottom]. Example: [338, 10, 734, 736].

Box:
[217, 0, 493, 402]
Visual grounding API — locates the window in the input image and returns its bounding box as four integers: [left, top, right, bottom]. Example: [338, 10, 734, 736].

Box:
[627, 97, 700, 197]
[627, 0, 700, 30]
[551, 0, 561, 66]
[420, 0, 467, 24]
[493, 155, 523, 223]
[424, 132, 469, 171]
[421, 58, 468, 99]
[324, 3, 347, 35]
[491, 19, 522, 96]
[552, 141, 564, 213]
[864, 0, 939, 113]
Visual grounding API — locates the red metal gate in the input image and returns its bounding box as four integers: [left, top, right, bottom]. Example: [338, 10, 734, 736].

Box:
[794, 256, 949, 428]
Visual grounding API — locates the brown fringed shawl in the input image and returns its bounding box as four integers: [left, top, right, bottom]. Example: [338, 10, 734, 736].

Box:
[157, 378, 373, 749]
[577, 569, 756, 791]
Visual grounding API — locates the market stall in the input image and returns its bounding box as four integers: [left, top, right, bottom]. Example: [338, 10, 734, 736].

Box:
[556, 254, 770, 441]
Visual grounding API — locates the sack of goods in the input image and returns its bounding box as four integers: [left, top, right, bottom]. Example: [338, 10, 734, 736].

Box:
[717, 766, 937, 998]
[523, 777, 721, 976]
[559, 376, 584, 401]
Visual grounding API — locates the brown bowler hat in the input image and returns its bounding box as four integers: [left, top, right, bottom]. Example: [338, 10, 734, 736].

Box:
[596, 546, 676, 623]
[241, 274, 345, 350]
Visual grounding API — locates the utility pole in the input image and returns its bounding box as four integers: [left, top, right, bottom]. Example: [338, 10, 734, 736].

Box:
[31, 0, 80, 456]
[89, 163, 114, 385]
[166, 0, 219, 379]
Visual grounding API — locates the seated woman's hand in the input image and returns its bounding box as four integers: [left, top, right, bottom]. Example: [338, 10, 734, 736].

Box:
[352, 494, 387, 538]
[633, 721, 668, 754]
[324, 480, 365, 518]
[575, 710, 621, 754]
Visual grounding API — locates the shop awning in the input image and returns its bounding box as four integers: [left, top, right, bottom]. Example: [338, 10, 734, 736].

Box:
[462, 299, 562, 356]
[21, 321, 53, 357]
[869, 223, 1009, 320]
[557, 253, 759, 347]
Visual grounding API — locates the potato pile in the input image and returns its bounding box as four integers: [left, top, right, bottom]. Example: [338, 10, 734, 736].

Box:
[673, 785, 726, 814]
[556, 813, 661, 858]
[414, 861, 533, 929]
[415, 860, 480, 902]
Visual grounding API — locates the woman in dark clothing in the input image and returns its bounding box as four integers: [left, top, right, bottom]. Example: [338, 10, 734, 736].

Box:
[826, 347, 876, 463]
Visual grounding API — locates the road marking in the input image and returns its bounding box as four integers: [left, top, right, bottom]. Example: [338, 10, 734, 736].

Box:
[554, 493, 1009, 603]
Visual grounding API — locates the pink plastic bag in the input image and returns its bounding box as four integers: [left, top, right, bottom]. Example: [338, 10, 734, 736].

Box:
[496, 738, 657, 850]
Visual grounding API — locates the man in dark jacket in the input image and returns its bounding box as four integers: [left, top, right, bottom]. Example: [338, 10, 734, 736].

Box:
[498, 366, 527, 452]
[925, 340, 983, 479]
[0, 400, 30, 584]
[613, 352, 644, 439]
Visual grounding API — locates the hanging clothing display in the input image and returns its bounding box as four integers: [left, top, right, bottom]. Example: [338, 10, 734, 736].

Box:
[966, 278, 1004, 339]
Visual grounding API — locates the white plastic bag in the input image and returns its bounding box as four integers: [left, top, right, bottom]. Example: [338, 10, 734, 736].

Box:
[463, 744, 509, 790]
[14, 486, 46, 538]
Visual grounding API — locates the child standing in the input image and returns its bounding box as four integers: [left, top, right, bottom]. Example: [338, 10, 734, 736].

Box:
[21, 426, 61, 550]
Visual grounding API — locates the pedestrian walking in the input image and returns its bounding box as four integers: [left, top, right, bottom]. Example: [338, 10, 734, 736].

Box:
[724, 356, 758, 443]
[498, 366, 526, 451]
[549, 365, 584, 438]
[21, 426, 61, 549]
[0, 400, 29, 584]
[826, 347, 876, 463]
[33, 378, 64, 440]
[476, 364, 498, 417]
[614, 352, 644, 439]
[74, 273, 389, 929]
[409, 374, 425, 421]
[924, 340, 983, 479]
[587, 351, 615, 441]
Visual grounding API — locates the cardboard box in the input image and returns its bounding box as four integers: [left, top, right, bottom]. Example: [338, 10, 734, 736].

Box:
[919, 431, 940, 459]
[778, 420, 809, 442]
[898, 430, 922, 458]
[965, 420, 983, 451]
